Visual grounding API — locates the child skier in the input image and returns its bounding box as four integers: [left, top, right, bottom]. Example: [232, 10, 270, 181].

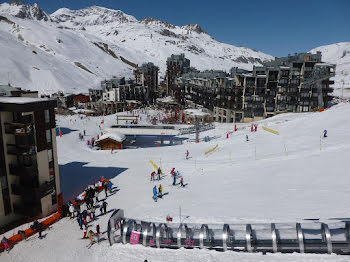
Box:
[323, 129, 328, 138]
[186, 150, 189, 160]
[87, 230, 95, 246]
[180, 177, 184, 187]
[246, 135, 249, 142]
[150, 171, 155, 181]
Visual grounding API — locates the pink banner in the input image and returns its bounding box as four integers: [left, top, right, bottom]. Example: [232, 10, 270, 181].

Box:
[130, 231, 140, 245]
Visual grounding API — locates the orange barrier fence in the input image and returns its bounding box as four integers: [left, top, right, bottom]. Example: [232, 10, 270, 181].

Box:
[0, 212, 61, 252]
[0, 177, 111, 252]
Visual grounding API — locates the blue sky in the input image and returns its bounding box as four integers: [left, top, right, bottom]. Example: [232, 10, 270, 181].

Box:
[4, 0, 350, 57]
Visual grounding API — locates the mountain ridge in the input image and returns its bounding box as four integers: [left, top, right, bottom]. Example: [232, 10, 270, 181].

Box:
[0, 1, 346, 97]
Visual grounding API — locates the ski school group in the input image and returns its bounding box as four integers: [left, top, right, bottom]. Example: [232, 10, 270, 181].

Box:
[151, 151, 189, 202]
[65, 177, 115, 248]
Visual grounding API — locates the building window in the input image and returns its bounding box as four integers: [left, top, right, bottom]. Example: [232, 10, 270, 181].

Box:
[48, 149, 53, 161]
[44, 109, 50, 123]
[46, 129, 52, 143]
[0, 176, 11, 215]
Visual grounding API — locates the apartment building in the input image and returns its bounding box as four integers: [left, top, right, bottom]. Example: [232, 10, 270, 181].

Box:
[0, 97, 60, 228]
[134, 62, 159, 103]
[177, 52, 335, 123]
[99, 77, 149, 114]
[166, 54, 192, 102]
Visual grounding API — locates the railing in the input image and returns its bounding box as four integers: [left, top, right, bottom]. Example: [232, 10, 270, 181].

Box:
[178, 123, 215, 135]
[108, 210, 350, 255]
[7, 144, 36, 155]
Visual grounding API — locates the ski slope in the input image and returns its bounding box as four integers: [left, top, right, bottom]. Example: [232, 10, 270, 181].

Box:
[2, 103, 350, 261]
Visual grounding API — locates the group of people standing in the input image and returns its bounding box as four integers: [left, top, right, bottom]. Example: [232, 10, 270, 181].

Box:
[151, 166, 186, 202]
[150, 167, 162, 181]
[66, 178, 115, 248]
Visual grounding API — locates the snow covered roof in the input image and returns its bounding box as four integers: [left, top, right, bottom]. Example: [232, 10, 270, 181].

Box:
[156, 96, 177, 104]
[97, 132, 126, 143]
[315, 63, 335, 67]
[184, 109, 210, 117]
[0, 97, 53, 104]
[72, 109, 95, 114]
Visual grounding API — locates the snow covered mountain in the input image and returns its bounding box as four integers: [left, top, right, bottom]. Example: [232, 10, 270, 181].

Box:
[0, 2, 273, 95]
[310, 42, 350, 98]
[0, 1, 347, 97]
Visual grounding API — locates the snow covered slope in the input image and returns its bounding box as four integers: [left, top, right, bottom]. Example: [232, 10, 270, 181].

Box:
[310, 42, 350, 98]
[0, 2, 273, 95]
[3, 103, 350, 261]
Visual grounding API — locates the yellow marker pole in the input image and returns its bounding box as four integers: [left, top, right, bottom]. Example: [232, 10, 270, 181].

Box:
[284, 144, 288, 156]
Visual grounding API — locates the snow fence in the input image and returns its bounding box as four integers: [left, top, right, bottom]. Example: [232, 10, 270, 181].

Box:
[107, 210, 350, 255]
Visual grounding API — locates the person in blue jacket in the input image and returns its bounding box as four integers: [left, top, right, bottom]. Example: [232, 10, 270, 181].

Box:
[153, 186, 158, 202]
[108, 181, 113, 193]
[323, 129, 327, 138]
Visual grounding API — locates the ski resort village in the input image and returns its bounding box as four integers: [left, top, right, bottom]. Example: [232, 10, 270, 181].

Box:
[0, 0, 350, 261]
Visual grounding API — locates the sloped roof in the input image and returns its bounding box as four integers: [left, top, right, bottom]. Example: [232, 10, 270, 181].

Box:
[97, 132, 126, 143]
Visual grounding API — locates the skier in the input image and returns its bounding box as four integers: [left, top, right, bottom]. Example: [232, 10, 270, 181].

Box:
[96, 224, 100, 243]
[158, 184, 163, 198]
[87, 230, 95, 246]
[1, 236, 10, 251]
[186, 150, 189, 160]
[150, 171, 155, 181]
[323, 129, 327, 138]
[84, 130, 86, 136]
[83, 218, 88, 230]
[157, 167, 161, 180]
[102, 200, 108, 215]
[246, 135, 249, 142]
[18, 230, 25, 240]
[104, 182, 108, 198]
[91, 205, 96, 219]
[77, 214, 83, 230]
[172, 173, 176, 186]
[170, 168, 175, 175]
[180, 177, 184, 187]
[153, 186, 158, 202]
[108, 181, 113, 193]
[69, 204, 75, 219]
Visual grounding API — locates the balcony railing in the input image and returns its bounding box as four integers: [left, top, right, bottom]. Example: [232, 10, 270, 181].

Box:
[13, 202, 41, 216]
[7, 144, 36, 155]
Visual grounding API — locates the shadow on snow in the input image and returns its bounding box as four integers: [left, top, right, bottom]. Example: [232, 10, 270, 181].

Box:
[56, 127, 78, 136]
[59, 162, 127, 202]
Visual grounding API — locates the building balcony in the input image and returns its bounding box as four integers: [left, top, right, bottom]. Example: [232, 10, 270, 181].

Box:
[13, 202, 41, 217]
[9, 163, 37, 177]
[4, 123, 34, 136]
[7, 144, 36, 155]
[11, 180, 54, 199]
[268, 76, 278, 82]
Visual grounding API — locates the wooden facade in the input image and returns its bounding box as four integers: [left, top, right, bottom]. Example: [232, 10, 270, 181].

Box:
[97, 138, 123, 150]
